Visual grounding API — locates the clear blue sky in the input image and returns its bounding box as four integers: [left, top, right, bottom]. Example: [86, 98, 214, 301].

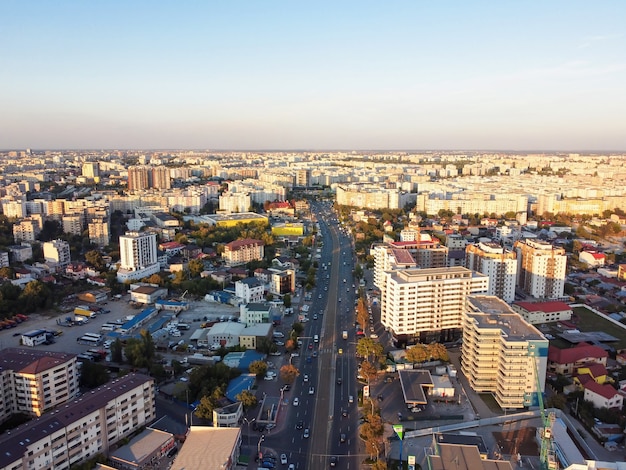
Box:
[1, 1, 625, 151]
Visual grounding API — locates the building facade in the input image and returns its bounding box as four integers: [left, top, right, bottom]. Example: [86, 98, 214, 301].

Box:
[223, 239, 264, 266]
[465, 242, 517, 303]
[514, 239, 567, 299]
[0, 348, 79, 423]
[380, 267, 489, 346]
[0, 373, 155, 470]
[117, 231, 160, 282]
[43, 239, 72, 269]
[461, 295, 548, 410]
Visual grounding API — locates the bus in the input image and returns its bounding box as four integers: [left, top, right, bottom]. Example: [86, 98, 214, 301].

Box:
[77, 334, 103, 346]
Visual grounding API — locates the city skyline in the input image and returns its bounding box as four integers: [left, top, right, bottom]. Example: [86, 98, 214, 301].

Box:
[1, 1, 625, 151]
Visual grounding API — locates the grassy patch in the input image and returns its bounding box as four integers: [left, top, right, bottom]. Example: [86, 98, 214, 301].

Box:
[572, 306, 626, 349]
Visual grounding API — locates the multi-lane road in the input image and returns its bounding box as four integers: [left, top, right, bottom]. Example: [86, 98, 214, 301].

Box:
[253, 201, 362, 469]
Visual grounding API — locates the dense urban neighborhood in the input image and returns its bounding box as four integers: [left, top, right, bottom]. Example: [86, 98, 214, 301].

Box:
[1, 150, 626, 470]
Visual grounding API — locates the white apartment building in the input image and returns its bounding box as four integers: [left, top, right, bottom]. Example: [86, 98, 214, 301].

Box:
[514, 239, 567, 299]
[1, 198, 26, 218]
[380, 267, 489, 346]
[239, 303, 273, 326]
[12, 217, 41, 242]
[235, 278, 265, 304]
[62, 214, 84, 236]
[268, 268, 295, 296]
[117, 231, 160, 282]
[0, 348, 79, 423]
[88, 217, 111, 247]
[372, 244, 417, 289]
[43, 239, 71, 269]
[336, 184, 416, 210]
[219, 192, 251, 213]
[223, 239, 264, 266]
[461, 295, 548, 410]
[465, 242, 517, 303]
[0, 373, 155, 470]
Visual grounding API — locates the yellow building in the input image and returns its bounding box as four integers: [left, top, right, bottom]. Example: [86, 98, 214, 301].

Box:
[271, 223, 304, 236]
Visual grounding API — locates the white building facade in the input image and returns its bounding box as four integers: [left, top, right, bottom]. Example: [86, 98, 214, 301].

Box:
[117, 231, 160, 282]
[465, 242, 517, 303]
[380, 267, 489, 346]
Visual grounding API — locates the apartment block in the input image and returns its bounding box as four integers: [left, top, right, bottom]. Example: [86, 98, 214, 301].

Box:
[0, 373, 155, 470]
[223, 238, 264, 266]
[461, 295, 548, 410]
[12, 217, 41, 242]
[268, 268, 295, 296]
[514, 239, 567, 299]
[380, 267, 489, 346]
[117, 231, 160, 282]
[372, 244, 417, 289]
[0, 348, 79, 423]
[43, 239, 71, 269]
[235, 277, 265, 303]
[465, 242, 517, 303]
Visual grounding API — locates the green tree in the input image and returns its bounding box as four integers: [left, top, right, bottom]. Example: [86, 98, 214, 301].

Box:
[249, 360, 268, 378]
[283, 293, 292, 308]
[236, 389, 258, 409]
[405, 344, 429, 363]
[80, 361, 110, 388]
[291, 322, 304, 336]
[111, 339, 124, 363]
[188, 259, 204, 277]
[85, 250, 105, 271]
[356, 337, 384, 362]
[280, 364, 299, 384]
[0, 267, 15, 279]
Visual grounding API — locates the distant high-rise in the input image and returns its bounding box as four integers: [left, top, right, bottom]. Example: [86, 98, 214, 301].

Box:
[128, 166, 151, 191]
[152, 165, 171, 190]
[128, 165, 170, 191]
[82, 162, 99, 178]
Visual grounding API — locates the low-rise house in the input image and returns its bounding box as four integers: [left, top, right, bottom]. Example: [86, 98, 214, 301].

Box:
[583, 381, 624, 410]
[548, 342, 608, 376]
[512, 301, 573, 324]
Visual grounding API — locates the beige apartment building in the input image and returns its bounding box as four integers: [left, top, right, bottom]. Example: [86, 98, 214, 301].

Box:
[380, 267, 488, 346]
[465, 242, 517, 303]
[223, 238, 264, 266]
[461, 295, 548, 410]
[0, 373, 155, 470]
[514, 239, 567, 299]
[0, 348, 79, 423]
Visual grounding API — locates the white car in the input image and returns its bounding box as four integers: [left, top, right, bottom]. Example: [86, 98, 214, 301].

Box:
[280, 454, 288, 465]
[303, 374, 309, 382]
[309, 387, 315, 395]
[293, 398, 299, 406]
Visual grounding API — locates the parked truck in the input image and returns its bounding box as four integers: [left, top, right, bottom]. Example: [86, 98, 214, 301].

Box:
[74, 307, 96, 318]
[186, 354, 219, 365]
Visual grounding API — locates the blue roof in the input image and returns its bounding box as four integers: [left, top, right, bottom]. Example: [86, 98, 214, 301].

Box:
[156, 300, 189, 307]
[226, 374, 256, 401]
[223, 350, 265, 371]
[121, 307, 157, 330]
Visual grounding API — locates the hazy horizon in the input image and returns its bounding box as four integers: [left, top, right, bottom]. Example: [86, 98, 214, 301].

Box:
[2, 1, 625, 151]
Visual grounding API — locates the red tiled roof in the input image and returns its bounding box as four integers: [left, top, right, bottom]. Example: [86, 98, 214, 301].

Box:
[225, 238, 264, 250]
[584, 380, 620, 400]
[548, 342, 608, 364]
[160, 241, 184, 249]
[391, 249, 415, 265]
[514, 301, 572, 313]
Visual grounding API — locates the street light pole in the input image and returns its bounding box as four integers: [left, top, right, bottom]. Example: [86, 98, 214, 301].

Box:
[257, 434, 265, 460]
[243, 417, 255, 447]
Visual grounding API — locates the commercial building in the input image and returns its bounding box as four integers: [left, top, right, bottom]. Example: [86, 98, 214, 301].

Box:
[461, 295, 548, 410]
[0, 348, 79, 423]
[0, 373, 155, 470]
[380, 267, 489, 346]
[514, 239, 567, 300]
[465, 242, 517, 303]
[117, 231, 160, 282]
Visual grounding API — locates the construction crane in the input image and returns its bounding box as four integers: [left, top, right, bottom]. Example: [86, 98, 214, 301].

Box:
[530, 344, 558, 470]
